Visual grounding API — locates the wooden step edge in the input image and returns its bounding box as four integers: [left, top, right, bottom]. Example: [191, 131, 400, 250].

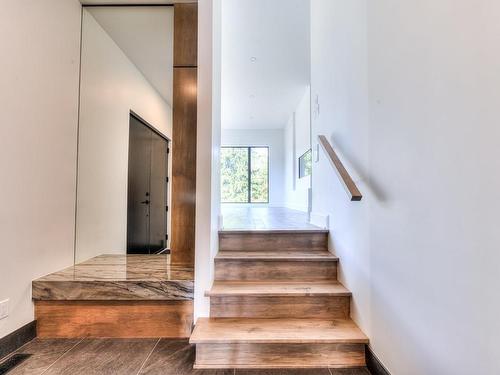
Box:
[204, 290, 352, 297]
[219, 229, 329, 234]
[215, 254, 339, 262]
[190, 336, 369, 344]
[204, 282, 352, 297]
[193, 364, 365, 369]
[189, 319, 369, 345]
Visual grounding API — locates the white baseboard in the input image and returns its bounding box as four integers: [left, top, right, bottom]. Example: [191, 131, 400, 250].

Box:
[309, 212, 329, 229]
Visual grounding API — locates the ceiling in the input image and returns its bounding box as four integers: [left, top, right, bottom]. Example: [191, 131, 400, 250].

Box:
[222, 0, 311, 130]
[87, 6, 174, 105]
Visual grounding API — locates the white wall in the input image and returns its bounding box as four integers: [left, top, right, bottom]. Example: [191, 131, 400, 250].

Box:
[0, 0, 82, 338]
[194, 0, 220, 320]
[75, 10, 173, 262]
[221, 129, 285, 206]
[284, 87, 311, 212]
[311, 1, 500, 374]
[220, 0, 311, 130]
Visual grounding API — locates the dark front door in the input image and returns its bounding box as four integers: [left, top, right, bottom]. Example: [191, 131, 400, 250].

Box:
[127, 114, 168, 254]
[149, 131, 168, 253]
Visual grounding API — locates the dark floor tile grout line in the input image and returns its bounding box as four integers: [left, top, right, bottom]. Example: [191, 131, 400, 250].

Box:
[151, 340, 189, 363]
[39, 338, 84, 375]
[0, 337, 37, 363]
[136, 337, 161, 375]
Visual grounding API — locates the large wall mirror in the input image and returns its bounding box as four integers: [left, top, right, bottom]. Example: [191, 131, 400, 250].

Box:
[75, 6, 174, 263]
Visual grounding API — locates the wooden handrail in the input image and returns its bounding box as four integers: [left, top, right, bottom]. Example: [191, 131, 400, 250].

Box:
[318, 135, 362, 201]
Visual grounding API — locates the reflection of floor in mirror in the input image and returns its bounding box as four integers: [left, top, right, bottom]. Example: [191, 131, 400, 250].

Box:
[221, 205, 319, 230]
[0, 338, 372, 375]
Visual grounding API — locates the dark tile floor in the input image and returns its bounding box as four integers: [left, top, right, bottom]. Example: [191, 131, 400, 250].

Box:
[0, 339, 371, 375]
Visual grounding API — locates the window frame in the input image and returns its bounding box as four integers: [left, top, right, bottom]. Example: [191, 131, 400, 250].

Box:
[298, 148, 312, 179]
[220, 146, 270, 204]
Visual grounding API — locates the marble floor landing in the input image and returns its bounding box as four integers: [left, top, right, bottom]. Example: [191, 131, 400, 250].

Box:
[32, 255, 194, 301]
[221, 205, 320, 231]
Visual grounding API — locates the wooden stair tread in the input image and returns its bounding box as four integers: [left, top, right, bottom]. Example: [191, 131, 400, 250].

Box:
[190, 318, 368, 344]
[219, 229, 329, 234]
[206, 281, 351, 297]
[215, 250, 338, 261]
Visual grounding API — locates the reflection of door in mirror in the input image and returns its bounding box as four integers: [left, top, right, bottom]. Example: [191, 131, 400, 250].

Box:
[127, 114, 168, 254]
[74, 6, 174, 263]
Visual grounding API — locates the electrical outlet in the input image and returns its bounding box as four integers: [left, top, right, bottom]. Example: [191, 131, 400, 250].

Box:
[0, 299, 9, 320]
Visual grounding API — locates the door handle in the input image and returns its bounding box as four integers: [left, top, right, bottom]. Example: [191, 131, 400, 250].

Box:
[140, 200, 150, 205]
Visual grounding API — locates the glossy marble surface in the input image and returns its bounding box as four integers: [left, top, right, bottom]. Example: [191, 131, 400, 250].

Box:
[36, 255, 193, 281]
[221, 205, 320, 230]
[32, 255, 194, 301]
[1, 339, 372, 375]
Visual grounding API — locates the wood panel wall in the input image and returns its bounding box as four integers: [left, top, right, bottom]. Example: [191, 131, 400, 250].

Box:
[171, 3, 198, 265]
[35, 301, 193, 338]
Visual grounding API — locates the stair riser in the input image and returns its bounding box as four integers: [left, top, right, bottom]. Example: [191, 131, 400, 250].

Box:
[35, 301, 193, 338]
[210, 295, 350, 319]
[194, 343, 366, 369]
[219, 232, 328, 251]
[214, 260, 337, 281]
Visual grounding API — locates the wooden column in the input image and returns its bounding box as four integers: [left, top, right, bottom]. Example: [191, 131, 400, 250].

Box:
[171, 3, 198, 265]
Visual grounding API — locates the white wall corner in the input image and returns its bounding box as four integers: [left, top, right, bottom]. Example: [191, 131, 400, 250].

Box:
[194, 0, 214, 322]
[309, 212, 329, 229]
[218, 214, 223, 230]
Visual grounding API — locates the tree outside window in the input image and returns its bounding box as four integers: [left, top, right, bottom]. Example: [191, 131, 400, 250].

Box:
[221, 147, 269, 203]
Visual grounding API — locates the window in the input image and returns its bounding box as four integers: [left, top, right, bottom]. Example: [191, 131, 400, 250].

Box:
[299, 149, 312, 178]
[221, 147, 269, 203]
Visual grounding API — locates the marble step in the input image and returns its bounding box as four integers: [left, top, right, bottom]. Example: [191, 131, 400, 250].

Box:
[190, 318, 368, 369]
[32, 254, 194, 301]
[207, 281, 351, 319]
[32, 255, 195, 339]
[219, 229, 329, 252]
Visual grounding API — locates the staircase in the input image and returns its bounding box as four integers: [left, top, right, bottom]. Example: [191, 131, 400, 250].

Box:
[190, 229, 368, 369]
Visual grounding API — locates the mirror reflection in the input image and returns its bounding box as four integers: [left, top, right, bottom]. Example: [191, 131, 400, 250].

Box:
[75, 6, 174, 263]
